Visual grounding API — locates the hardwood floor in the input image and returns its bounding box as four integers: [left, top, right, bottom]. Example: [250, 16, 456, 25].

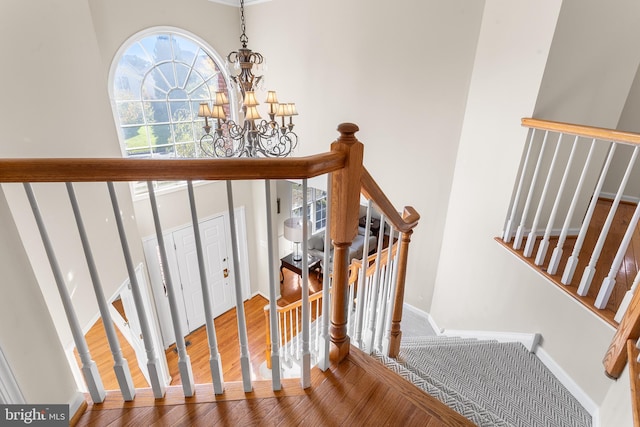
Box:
[74, 347, 472, 427]
[500, 198, 640, 326]
[76, 268, 324, 390]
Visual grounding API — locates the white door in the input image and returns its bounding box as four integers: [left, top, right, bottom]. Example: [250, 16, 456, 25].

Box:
[118, 281, 151, 387]
[172, 216, 235, 333]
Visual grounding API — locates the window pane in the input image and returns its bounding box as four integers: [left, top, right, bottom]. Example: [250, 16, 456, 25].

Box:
[146, 101, 169, 123]
[116, 101, 144, 125]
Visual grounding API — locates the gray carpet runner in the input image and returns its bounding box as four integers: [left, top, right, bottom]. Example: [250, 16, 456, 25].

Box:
[373, 337, 591, 427]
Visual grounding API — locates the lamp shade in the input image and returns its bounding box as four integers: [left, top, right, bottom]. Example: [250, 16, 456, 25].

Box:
[214, 91, 229, 105]
[243, 91, 259, 107]
[265, 90, 279, 104]
[245, 106, 262, 120]
[198, 103, 211, 117]
[211, 105, 226, 119]
[283, 217, 310, 243]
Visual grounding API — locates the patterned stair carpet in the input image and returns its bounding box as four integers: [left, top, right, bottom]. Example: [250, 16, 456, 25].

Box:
[373, 337, 592, 427]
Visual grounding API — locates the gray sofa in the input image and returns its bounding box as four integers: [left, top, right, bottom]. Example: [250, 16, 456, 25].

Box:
[307, 226, 377, 266]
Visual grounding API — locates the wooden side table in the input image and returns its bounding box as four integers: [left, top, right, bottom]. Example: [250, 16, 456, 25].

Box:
[280, 253, 322, 283]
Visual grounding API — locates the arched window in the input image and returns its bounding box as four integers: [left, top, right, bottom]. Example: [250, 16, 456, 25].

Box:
[110, 28, 231, 161]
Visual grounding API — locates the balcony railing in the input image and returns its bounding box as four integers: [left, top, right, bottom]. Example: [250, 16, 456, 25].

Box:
[498, 118, 640, 420]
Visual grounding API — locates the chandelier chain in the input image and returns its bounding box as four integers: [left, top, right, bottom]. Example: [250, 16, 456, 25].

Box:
[239, 0, 248, 48]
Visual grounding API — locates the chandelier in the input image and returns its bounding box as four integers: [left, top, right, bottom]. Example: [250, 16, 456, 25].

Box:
[197, 0, 298, 158]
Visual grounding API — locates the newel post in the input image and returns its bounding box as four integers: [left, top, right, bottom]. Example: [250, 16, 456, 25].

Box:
[388, 224, 413, 358]
[330, 123, 364, 363]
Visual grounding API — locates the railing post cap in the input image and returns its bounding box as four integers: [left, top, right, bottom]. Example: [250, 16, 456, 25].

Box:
[337, 123, 360, 141]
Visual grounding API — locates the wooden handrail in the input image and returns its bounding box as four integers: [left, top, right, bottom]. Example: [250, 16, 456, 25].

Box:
[627, 340, 640, 427]
[603, 283, 640, 378]
[0, 152, 345, 183]
[522, 118, 640, 146]
[360, 168, 420, 233]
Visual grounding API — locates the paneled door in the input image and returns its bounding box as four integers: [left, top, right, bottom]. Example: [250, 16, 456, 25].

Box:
[172, 215, 235, 333]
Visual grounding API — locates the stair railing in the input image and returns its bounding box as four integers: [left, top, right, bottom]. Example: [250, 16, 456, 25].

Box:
[500, 118, 640, 325]
[264, 290, 323, 370]
[0, 128, 347, 403]
[0, 122, 421, 407]
[499, 118, 640, 421]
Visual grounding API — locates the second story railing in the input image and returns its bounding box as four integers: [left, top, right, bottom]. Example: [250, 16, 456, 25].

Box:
[498, 118, 640, 421]
[0, 123, 420, 407]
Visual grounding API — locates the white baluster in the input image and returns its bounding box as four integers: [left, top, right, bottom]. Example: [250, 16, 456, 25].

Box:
[187, 181, 225, 394]
[225, 181, 253, 392]
[364, 215, 387, 353]
[504, 129, 536, 242]
[353, 200, 373, 347]
[535, 136, 578, 265]
[318, 175, 332, 371]
[289, 310, 294, 359]
[67, 183, 135, 401]
[525, 133, 564, 258]
[375, 226, 396, 351]
[562, 143, 616, 284]
[595, 200, 640, 309]
[548, 138, 597, 275]
[263, 180, 282, 389]
[515, 131, 550, 250]
[382, 233, 401, 355]
[147, 182, 195, 397]
[24, 183, 106, 403]
[300, 178, 311, 388]
[107, 182, 165, 399]
[614, 268, 640, 322]
[578, 146, 638, 296]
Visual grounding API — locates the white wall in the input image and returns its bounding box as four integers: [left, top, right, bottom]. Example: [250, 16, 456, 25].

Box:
[432, 0, 640, 404]
[598, 363, 633, 427]
[0, 0, 141, 346]
[0, 188, 79, 406]
[248, 0, 485, 311]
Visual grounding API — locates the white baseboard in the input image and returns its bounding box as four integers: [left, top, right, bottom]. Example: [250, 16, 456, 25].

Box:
[440, 329, 541, 353]
[69, 391, 86, 421]
[535, 347, 598, 417]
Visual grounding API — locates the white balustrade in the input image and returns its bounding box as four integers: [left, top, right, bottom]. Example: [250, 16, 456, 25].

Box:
[595, 199, 640, 309]
[364, 215, 387, 353]
[615, 271, 640, 323]
[548, 138, 597, 275]
[225, 181, 253, 393]
[382, 230, 401, 355]
[263, 180, 282, 390]
[187, 181, 225, 394]
[318, 176, 332, 371]
[504, 129, 536, 242]
[562, 143, 616, 285]
[107, 182, 166, 399]
[353, 200, 373, 347]
[535, 135, 578, 266]
[147, 182, 195, 397]
[300, 179, 311, 389]
[67, 183, 135, 401]
[577, 146, 639, 296]
[25, 183, 106, 404]
[524, 133, 564, 258]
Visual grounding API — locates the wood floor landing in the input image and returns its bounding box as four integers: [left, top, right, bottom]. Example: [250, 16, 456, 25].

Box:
[74, 347, 472, 426]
